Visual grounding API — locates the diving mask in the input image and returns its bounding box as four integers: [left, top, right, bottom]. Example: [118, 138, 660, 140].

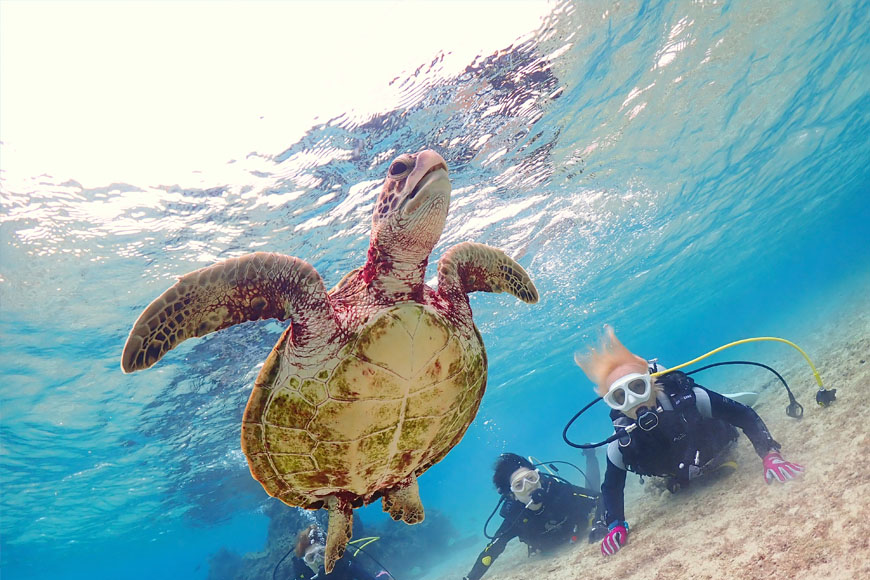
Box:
[303, 543, 326, 572]
[509, 468, 540, 493]
[509, 468, 542, 509]
[603, 372, 652, 412]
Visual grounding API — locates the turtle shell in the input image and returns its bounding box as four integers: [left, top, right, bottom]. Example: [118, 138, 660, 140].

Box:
[240, 302, 486, 509]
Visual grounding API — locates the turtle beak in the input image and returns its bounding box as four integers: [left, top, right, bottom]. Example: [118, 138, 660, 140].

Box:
[403, 166, 450, 216]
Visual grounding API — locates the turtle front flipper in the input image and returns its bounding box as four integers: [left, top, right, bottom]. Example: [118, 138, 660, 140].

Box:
[325, 496, 353, 574]
[122, 252, 337, 373]
[437, 241, 539, 303]
[382, 472, 425, 524]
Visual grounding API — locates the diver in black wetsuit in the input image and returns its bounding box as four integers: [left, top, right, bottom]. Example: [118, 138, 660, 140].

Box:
[289, 525, 392, 580]
[575, 325, 804, 556]
[462, 450, 605, 580]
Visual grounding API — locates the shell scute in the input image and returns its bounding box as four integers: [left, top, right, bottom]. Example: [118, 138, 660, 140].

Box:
[241, 422, 265, 455]
[356, 313, 414, 378]
[243, 386, 271, 423]
[272, 454, 316, 475]
[434, 412, 464, 445]
[265, 391, 316, 430]
[409, 311, 452, 379]
[387, 302, 421, 333]
[263, 425, 314, 454]
[308, 399, 402, 441]
[299, 379, 328, 406]
[406, 381, 458, 420]
[397, 417, 444, 452]
[312, 441, 356, 483]
[415, 335, 464, 391]
[287, 471, 333, 495]
[389, 449, 421, 474]
[459, 373, 486, 413]
[247, 453, 277, 483]
[327, 356, 405, 400]
[357, 429, 393, 467]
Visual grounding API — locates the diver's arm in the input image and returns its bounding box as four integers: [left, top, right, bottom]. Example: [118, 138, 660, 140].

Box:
[697, 386, 805, 484]
[600, 453, 628, 525]
[695, 387, 781, 456]
[599, 453, 630, 556]
[463, 532, 514, 580]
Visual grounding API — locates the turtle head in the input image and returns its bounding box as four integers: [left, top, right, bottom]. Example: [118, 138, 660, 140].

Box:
[369, 149, 451, 265]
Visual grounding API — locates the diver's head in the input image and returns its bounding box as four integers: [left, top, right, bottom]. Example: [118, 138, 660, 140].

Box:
[509, 467, 543, 510]
[493, 453, 543, 510]
[603, 369, 654, 417]
[575, 325, 658, 418]
[295, 524, 326, 573]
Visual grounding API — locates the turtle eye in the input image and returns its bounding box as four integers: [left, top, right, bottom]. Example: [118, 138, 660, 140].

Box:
[388, 157, 413, 179]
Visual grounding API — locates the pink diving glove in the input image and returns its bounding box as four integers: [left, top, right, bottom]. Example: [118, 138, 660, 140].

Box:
[762, 451, 804, 484]
[601, 522, 628, 556]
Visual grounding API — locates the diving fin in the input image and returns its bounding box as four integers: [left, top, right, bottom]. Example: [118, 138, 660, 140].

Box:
[723, 392, 759, 407]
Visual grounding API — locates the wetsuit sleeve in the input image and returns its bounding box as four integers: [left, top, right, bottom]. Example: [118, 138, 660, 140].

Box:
[700, 387, 781, 457]
[600, 455, 628, 525]
[464, 523, 517, 580]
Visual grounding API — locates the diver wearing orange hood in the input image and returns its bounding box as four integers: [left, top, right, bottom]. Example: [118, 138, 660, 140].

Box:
[575, 326, 804, 557]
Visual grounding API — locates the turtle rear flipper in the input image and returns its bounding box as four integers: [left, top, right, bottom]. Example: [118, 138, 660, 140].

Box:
[437, 241, 538, 303]
[325, 496, 353, 574]
[121, 252, 337, 372]
[382, 473, 424, 524]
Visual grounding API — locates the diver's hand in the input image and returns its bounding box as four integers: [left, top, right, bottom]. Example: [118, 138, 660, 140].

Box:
[601, 521, 628, 556]
[763, 451, 804, 483]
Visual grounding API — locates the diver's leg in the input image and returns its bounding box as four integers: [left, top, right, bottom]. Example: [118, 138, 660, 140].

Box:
[583, 448, 601, 490]
[702, 440, 739, 479]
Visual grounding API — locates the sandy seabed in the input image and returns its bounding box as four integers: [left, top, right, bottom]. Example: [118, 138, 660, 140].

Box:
[438, 284, 870, 580]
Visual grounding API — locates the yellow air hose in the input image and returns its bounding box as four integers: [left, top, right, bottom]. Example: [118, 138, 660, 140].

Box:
[650, 336, 832, 406]
[347, 536, 380, 557]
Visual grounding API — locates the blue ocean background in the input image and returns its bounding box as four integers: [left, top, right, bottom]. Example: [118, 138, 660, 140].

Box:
[1, 0, 868, 578]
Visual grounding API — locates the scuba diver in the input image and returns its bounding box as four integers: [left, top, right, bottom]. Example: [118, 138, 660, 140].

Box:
[462, 449, 605, 580]
[574, 325, 805, 557]
[287, 524, 393, 580]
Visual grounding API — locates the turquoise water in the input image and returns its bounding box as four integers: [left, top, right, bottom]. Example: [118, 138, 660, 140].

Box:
[1, 1, 868, 578]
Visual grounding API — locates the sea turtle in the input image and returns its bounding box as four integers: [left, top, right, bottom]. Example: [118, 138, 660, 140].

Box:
[121, 149, 538, 571]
